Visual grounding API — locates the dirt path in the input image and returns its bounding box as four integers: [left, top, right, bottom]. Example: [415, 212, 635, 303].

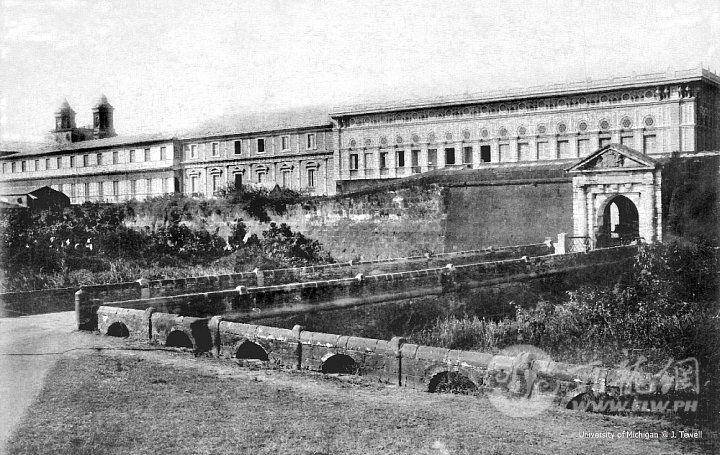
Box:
[0, 311, 120, 455]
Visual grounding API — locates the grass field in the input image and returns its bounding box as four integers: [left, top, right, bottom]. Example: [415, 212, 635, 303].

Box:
[6, 349, 716, 455]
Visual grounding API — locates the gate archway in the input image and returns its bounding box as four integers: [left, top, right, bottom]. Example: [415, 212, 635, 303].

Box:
[596, 194, 639, 247]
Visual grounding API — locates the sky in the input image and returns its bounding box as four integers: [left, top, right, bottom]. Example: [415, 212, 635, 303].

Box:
[1, 0, 719, 141]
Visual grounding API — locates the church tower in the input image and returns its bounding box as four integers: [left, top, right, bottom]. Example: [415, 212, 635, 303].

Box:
[52, 98, 77, 144]
[92, 94, 116, 139]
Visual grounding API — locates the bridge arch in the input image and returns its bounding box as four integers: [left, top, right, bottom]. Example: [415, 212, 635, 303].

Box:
[428, 370, 479, 394]
[166, 330, 194, 349]
[321, 354, 359, 375]
[595, 194, 640, 246]
[107, 322, 129, 338]
[234, 340, 269, 361]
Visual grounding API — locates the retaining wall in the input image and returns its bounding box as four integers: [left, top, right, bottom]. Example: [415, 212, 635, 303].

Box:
[90, 246, 635, 328]
[97, 306, 692, 409]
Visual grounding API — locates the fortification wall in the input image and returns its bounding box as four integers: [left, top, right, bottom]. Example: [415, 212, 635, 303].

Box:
[444, 182, 574, 251]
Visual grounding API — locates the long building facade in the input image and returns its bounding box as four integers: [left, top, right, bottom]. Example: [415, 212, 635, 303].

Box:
[1, 67, 718, 245]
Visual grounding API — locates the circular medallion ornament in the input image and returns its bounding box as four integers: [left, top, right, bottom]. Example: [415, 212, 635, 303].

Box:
[412, 133, 420, 143]
[364, 138, 372, 146]
[600, 95, 608, 102]
[621, 117, 632, 129]
[463, 130, 471, 139]
[599, 119, 610, 131]
[396, 136, 403, 144]
[428, 132, 436, 142]
[557, 122, 567, 133]
[499, 127, 508, 137]
[644, 90, 654, 98]
[481, 128, 489, 138]
[518, 126, 527, 136]
[537, 124, 546, 134]
[481, 106, 488, 114]
[380, 136, 388, 145]
[349, 139, 357, 147]
[579, 97, 586, 104]
[644, 116, 655, 127]
[622, 93, 630, 101]
[445, 132, 453, 141]
[558, 99, 566, 106]
[518, 103, 525, 110]
[578, 121, 588, 132]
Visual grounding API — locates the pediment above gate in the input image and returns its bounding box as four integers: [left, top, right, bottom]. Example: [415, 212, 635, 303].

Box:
[567, 144, 658, 173]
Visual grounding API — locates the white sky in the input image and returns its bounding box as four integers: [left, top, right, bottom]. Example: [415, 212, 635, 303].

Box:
[1, 0, 719, 141]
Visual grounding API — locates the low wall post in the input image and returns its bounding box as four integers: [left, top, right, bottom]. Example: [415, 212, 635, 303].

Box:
[390, 336, 406, 386]
[74, 288, 88, 331]
[292, 325, 304, 370]
[137, 278, 150, 299]
[556, 232, 567, 255]
[254, 268, 265, 287]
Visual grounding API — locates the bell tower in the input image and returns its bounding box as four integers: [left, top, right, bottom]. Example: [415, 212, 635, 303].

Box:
[52, 98, 77, 144]
[92, 94, 116, 139]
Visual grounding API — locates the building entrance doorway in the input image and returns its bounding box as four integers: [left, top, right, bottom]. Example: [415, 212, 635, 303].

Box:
[596, 195, 639, 247]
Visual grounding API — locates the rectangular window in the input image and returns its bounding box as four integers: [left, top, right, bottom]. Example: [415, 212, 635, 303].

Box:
[11, 162, 17, 173]
[444, 148, 455, 165]
[211, 143, 219, 157]
[70, 183, 76, 198]
[518, 143, 530, 161]
[34, 160, 40, 171]
[211, 174, 220, 193]
[281, 136, 290, 151]
[160, 147, 167, 160]
[307, 169, 316, 187]
[21, 161, 27, 172]
[396, 150, 405, 167]
[146, 178, 152, 196]
[599, 136, 612, 148]
[480, 145, 491, 163]
[498, 144, 510, 161]
[306, 133, 316, 149]
[84, 183, 90, 198]
[57, 157, 62, 169]
[349, 154, 359, 170]
[379, 152, 388, 169]
[557, 140, 570, 158]
[620, 135, 634, 148]
[83, 154, 89, 167]
[411, 149, 420, 173]
[162, 178, 168, 194]
[96, 153, 103, 166]
[144, 148, 151, 162]
[45, 158, 50, 170]
[191, 176, 198, 193]
[427, 149, 437, 168]
[130, 180, 136, 196]
[69, 156, 75, 168]
[463, 146, 473, 164]
[98, 182, 104, 199]
[112, 181, 119, 196]
[190, 144, 198, 159]
[2, 163, 7, 173]
[537, 142, 550, 160]
[129, 150, 135, 163]
[234, 173, 243, 188]
[643, 135, 657, 154]
[257, 172, 264, 183]
[257, 138, 265, 153]
[112, 151, 118, 164]
[578, 139, 590, 156]
[234, 140, 242, 155]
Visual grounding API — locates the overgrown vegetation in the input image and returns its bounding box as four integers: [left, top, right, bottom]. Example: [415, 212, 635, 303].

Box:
[0, 187, 330, 292]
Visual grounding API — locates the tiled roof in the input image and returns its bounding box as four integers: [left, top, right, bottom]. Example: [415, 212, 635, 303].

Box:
[178, 106, 333, 139]
[1, 132, 176, 158]
[332, 66, 720, 116]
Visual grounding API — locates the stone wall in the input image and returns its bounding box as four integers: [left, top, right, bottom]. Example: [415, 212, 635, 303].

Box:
[96, 306, 693, 408]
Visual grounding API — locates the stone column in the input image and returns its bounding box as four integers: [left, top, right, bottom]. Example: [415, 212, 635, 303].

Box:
[471, 140, 481, 167]
[437, 144, 446, 168]
[455, 141, 464, 167]
[420, 143, 429, 172]
[492, 139, 501, 163]
[573, 182, 588, 237]
[387, 147, 396, 177]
